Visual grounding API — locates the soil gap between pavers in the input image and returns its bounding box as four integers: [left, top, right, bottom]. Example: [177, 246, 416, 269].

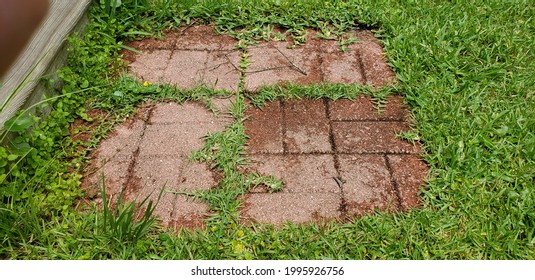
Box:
[324, 98, 348, 217]
[280, 99, 288, 154]
[383, 154, 403, 211]
[356, 49, 368, 84]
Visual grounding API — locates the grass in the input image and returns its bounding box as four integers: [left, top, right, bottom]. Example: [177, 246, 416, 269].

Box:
[0, 0, 534, 259]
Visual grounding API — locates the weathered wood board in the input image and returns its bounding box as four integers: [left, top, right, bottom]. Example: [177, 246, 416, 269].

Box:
[0, 0, 91, 126]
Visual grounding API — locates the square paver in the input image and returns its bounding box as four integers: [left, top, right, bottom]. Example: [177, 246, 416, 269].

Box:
[244, 100, 284, 154]
[320, 40, 365, 84]
[243, 193, 342, 226]
[164, 50, 208, 88]
[249, 154, 339, 193]
[128, 156, 216, 227]
[351, 30, 396, 86]
[139, 122, 228, 156]
[203, 50, 241, 91]
[329, 95, 408, 121]
[128, 50, 171, 82]
[96, 119, 145, 159]
[338, 155, 398, 215]
[245, 41, 322, 91]
[134, 156, 184, 192]
[387, 155, 428, 210]
[284, 99, 332, 153]
[332, 121, 420, 154]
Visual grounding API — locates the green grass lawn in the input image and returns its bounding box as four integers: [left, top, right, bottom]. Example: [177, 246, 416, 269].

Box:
[0, 0, 533, 259]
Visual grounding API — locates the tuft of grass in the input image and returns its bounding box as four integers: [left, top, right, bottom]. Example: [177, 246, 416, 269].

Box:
[97, 178, 161, 245]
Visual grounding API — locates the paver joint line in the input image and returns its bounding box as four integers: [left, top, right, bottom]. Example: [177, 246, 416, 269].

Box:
[244, 96, 428, 226]
[122, 105, 154, 198]
[383, 154, 404, 211]
[83, 100, 233, 229]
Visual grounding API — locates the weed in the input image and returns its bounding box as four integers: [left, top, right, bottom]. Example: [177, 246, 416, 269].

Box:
[98, 177, 161, 245]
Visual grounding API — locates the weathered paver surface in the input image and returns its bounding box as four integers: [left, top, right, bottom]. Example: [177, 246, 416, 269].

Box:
[82, 25, 429, 228]
[125, 26, 396, 91]
[125, 25, 241, 91]
[242, 95, 428, 226]
[82, 100, 233, 229]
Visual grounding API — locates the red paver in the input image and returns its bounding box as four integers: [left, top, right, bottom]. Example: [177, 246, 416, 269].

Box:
[338, 155, 398, 215]
[332, 121, 420, 154]
[126, 26, 240, 91]
[128, 50, 171, 83]
[129, 156, 215, 226]
[329, 95, 408, 121]
[164, 50, 208, 88]
[244, 101, 284, 154]
[140, 102, 231, 156]
[82, 101, 231, 229]
[245, 40, 322, 91]
[204, 50, 241, 91]
[126, 26, 397, 92]
[243, 94, 427, 225]
[133, 156, 184, 192]
[82, 117, 147, 197]
[139, 124, 211, 156]
[84, 155, 134, 198]
[243, 193, 342, 226]
[284, 99, 331, 153]
[387, 155, 429, 210]
[249, 154, 339, 193]
[351, 30, 396, 86]
[127, 156, 179, 225]
[320, 40, 365, 84]
[96, 119, 145, 159]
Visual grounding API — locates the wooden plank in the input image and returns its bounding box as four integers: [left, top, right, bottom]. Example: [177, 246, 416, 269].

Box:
[0, 0, 91, 126]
